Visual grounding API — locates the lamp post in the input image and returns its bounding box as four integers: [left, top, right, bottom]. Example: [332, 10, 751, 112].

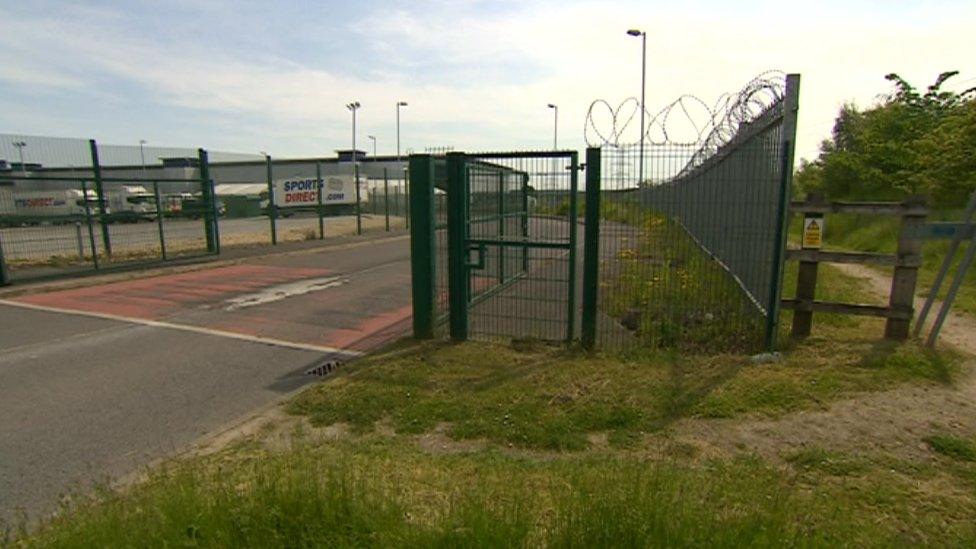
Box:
[396, 101, 407, 163]
[139, 139, 147, 172]
[347, 101, 362, 234]
[547, 104, 558, 150]
[12, 141, 26, 174]
[346, 102, 361, 158]
[367, 135, 376, 158]
[626, 28, 646, 186]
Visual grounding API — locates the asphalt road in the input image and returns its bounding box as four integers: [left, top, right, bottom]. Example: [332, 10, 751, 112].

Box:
[0, 235, 412, 525]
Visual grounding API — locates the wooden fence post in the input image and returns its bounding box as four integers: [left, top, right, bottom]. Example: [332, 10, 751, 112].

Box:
[884, 195, 927, 340]
[791, 194, 823, 338]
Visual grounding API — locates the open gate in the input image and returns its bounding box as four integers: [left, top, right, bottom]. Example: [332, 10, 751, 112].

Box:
[410, 151, 580, 343]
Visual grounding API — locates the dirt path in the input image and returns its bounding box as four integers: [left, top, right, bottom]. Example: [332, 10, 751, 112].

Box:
[673, 263, 976, 463]
[833, 263, 976, 354]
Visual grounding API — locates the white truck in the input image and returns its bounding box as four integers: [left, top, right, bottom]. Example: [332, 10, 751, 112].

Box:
[104, 185, 158, 221]
[0, 188, 92, 224]
[0, 185, 157, 225]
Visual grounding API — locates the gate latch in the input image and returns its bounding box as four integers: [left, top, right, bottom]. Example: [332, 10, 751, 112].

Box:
[465, 243, 487, 270]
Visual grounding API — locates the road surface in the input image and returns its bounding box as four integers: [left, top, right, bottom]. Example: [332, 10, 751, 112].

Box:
[0, 235, 412, 525]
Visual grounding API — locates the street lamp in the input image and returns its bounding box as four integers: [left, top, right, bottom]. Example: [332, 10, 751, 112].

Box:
[346, 102, 361, 159]
[547, 104, 558, 150]
[139, 139, 147, 172]
[367, 135, 376, 158]
[346, 101, 362, 234]
[396, 101, 407, 163]
[627, 28, 646, 185]
[12, 141, 26, 174]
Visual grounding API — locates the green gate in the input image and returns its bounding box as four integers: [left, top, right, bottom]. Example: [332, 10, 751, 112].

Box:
[410, 151, 580, 343]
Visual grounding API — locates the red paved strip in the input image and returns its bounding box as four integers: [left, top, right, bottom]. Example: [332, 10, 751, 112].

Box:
[321, 304, 414, 351]
[15, 265, 332, 320]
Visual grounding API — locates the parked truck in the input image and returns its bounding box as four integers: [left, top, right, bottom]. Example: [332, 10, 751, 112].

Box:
[0, 185, 157, 226]
[103, 185, 158, 222]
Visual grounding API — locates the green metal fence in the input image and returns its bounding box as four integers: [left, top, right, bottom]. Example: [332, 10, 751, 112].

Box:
[580, 74, 800, 352]
[0, 134, 413, 285]
[217, 157, 409, 247]
[410, 151, 580, 343]
[0, 136, 219, 284]
[412, 74, 800, 353]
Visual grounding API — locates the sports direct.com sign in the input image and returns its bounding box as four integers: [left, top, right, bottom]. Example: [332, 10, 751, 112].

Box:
[274, 176, 360, 207]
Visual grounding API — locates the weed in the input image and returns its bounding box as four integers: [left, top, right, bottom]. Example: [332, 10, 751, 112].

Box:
[925, 434, 976, 462]
[785, 447, 871, 476]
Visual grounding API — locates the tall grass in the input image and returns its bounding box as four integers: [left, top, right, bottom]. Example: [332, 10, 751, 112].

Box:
[25, 444, 935, 548]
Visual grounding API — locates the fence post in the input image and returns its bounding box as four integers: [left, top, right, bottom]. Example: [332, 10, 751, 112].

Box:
[88, 139, 111, 257]
[75, 222, 84, 259]
[581, 147, 602, 350]
[0, 231, 9, 286]
[446, 152, 469, 341]
[765, 73, 801, 351]
[521, 173, 529, 271]
[266, 155, 277, 245]
[152, 181, 167, 260]
[384, 168, 391, 231]
[80, 180, 100, 270]
[404, 167, 410, 230]
[566, 151, 580, 344]
[395, 185, 401, 220]
[199, 149, 218, 254]
[354, 161, 362, 235]
[885, 195, 927, 340]
[497, 172, 505, 284]
[791, 193, 823, 338]
[915, 191, 976, 337]
[409, 154, 436, 339]
[316, 161, 325, 239]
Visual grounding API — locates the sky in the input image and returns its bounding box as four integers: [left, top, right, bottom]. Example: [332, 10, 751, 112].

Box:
[1, 0, 974, 164]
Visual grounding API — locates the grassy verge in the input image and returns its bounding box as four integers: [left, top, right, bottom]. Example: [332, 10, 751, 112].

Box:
[17, 329, 972, 546]
[21, 436, 976, 547]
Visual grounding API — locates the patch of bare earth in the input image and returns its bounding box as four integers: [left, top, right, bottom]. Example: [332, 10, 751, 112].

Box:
[415, 423, 488, 455]
[672, 262, 976, 464]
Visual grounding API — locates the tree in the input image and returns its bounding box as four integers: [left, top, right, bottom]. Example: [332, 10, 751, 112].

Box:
[796, 72, 976, 206]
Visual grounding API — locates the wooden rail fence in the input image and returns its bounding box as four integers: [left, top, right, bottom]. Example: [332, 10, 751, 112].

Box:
[781, 195, 927, 341]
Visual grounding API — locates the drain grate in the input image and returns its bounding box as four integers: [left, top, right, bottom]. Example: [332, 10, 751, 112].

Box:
[305, 359, 342, 377]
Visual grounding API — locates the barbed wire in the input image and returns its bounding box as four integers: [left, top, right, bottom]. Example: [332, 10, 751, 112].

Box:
[584, 70, 786, 161]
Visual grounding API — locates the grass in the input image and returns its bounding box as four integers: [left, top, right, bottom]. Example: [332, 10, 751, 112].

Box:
[925, 434, 976, 462]
[784, 447, 872, 477]
[12, 327, 971, 545]
[18, 434, 976, 547]
[285, 335, 955, 452]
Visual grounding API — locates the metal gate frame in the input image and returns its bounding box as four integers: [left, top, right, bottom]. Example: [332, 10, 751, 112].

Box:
[409, 150, 579, 343]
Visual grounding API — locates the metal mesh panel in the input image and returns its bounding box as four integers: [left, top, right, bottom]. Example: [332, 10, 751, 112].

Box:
[463, 152, 579, 343]
[0, 135, 216, 282]
[595, 109, 787, 352]
[433, 157, 450, 337]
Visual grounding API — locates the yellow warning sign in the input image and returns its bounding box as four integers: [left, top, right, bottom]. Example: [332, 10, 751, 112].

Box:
[802, 216, 823, 249]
